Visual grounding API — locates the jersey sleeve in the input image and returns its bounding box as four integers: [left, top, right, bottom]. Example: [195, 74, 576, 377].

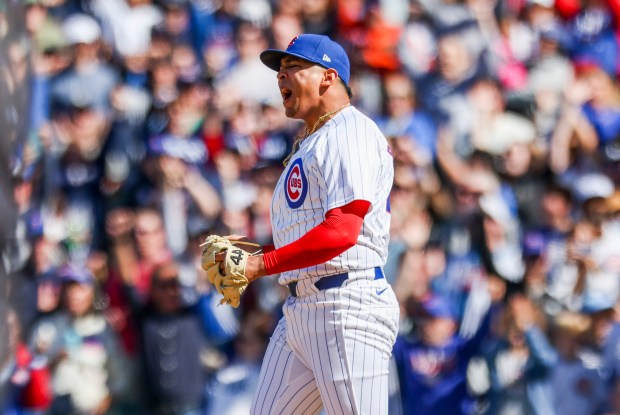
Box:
[263, 200, 370, 275]
[315, 117, 382, 212]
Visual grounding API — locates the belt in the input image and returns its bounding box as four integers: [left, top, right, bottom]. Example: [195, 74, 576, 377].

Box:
[288, 267, 384, 298]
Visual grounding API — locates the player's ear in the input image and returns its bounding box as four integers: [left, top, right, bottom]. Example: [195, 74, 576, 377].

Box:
[321, 68, 339, 86]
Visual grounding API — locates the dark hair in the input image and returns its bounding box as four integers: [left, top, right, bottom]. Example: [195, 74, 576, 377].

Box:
[340, 79, 353, 99]
[152, 260, 180, 282]
[545, 181, 573, 203]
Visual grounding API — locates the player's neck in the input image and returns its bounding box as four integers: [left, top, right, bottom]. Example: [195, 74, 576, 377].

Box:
[303, 99, 351, 135]
[283, 99, 350, 167]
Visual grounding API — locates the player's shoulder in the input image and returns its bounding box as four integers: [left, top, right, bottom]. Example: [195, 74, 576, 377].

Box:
[342, 105, 381, 127]
[331, 106, 386, 143]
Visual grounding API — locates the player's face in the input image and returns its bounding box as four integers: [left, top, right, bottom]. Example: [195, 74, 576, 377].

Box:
[277, 56, 326, 121]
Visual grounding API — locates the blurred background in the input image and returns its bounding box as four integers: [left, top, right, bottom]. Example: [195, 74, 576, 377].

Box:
[1, 0, 620, 414]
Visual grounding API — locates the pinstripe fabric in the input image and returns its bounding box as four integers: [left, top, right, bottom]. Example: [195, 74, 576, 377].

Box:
[252, 104, 399, 414]
[250, 279, 399, 415]
[272, 106, 393, 287]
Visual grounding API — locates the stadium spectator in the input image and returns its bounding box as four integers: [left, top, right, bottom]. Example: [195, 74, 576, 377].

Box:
[27, 264, 129, 415]
[392, 293, 492, 415]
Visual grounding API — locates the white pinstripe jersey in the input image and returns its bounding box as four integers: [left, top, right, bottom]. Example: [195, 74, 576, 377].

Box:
[271, 105, 394, 285]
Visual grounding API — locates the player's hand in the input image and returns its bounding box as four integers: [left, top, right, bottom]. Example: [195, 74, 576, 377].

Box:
[200, 235, 264, 307]
[223, 236, 267, 281]
[214, 250, 227, 273]
[212, 235, 251, 273]
[213, 250, 265, 283]
[223, 234, 254, 249]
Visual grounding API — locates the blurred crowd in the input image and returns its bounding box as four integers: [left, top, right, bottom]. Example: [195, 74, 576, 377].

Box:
[1, 0, 620, 414]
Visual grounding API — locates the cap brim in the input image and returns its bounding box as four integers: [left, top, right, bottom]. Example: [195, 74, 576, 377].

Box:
[260, 49, 326, 72]
[260, 50, 287, 71]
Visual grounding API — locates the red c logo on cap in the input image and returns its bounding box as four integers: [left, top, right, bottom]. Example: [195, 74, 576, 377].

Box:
[288, 36, 299, 48]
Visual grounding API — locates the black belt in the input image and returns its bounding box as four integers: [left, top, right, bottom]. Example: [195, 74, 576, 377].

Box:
[288, 267, 384, 298]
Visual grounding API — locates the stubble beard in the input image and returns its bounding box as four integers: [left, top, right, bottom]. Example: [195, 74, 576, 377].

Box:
[285, 100, 299, 119]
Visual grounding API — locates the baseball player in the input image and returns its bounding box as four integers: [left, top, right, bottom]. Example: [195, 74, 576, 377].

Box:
[202, 34, 399, 415]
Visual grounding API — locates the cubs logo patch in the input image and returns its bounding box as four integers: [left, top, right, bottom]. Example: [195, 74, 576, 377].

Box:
[288, 36, 299, 48]
[285, 158, 307, 209]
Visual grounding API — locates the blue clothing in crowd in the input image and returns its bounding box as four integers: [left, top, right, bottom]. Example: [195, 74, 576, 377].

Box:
[582, 103, 620, 146]
[375, 110, 437, 159]
[392, 308, 491, 415]
[482, 326, 557, 415]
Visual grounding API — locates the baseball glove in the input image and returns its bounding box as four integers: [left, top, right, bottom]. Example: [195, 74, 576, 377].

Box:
[200, 235, 256, 308]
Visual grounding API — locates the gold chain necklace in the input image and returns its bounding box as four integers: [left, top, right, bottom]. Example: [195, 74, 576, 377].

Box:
[283, 103, 350, 167]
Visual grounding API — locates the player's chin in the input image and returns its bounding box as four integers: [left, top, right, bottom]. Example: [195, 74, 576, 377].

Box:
[284, 104, 299, 119]
[281, 95, 299, 115]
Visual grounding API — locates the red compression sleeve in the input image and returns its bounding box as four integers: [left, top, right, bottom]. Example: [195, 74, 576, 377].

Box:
[263, 200, 371, 275]
[262, 244, 276, 253]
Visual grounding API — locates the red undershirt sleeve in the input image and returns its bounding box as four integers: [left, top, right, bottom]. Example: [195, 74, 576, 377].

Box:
[262, 244, 275, 253]
[262, 199, 371, 275]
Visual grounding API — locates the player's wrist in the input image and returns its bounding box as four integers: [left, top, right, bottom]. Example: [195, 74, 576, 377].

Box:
[246, 255, 267, 282]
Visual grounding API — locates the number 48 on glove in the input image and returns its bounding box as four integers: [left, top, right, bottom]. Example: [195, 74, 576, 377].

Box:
[200, 235, 259, 308]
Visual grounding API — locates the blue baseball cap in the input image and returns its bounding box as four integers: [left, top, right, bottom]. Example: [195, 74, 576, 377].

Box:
[260, 34, 351, 86]
[420, 295, 457, 319]
[57, 264, 95, 285]
[581, 292, 616, 314]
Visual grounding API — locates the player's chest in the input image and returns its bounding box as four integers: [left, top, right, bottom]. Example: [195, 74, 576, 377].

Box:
[272, 154, 322, 215]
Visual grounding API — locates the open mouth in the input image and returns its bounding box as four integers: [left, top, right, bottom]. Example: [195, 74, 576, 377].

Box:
[281, 88, 292, 104]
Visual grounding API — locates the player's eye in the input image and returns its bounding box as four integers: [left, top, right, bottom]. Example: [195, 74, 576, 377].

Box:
[282, 60, 300, 69]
